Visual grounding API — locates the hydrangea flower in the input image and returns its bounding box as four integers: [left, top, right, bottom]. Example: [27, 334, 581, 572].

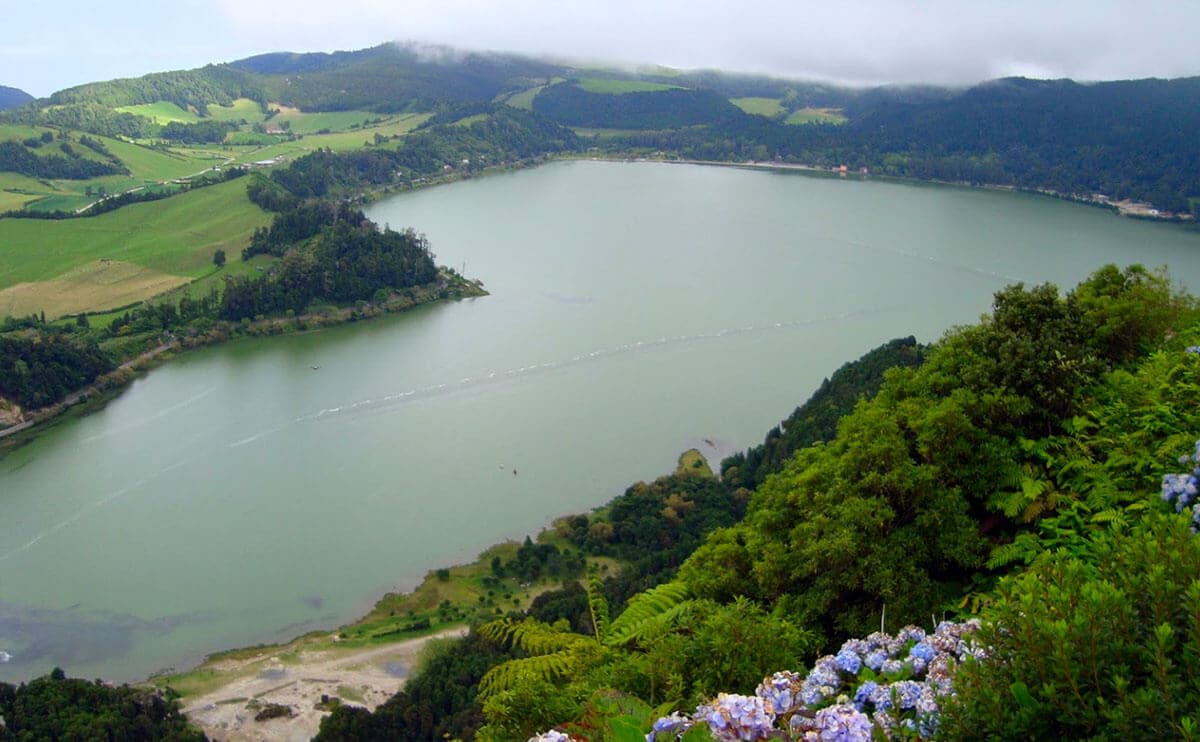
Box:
[756, 671, 802, 717]
[863, 648, 888, 671]
[529, 731, 571, 742]
[646, 712, 693, 741]
[834, 647, 863, 674]
[653, 619, 984, 741]
[793, 704, 873, 741]
[699, 693, 775, 741]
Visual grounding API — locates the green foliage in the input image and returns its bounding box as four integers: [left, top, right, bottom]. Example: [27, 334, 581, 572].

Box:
[315, 632, 508, 741]
[0, 325, 114, 407]
[533, 82, 744, 129]
[941, 512, 1200, 740]
[0, 669, 203, 740]
[477, 676, 585, 742]
[159, 120, 232, 144]
[0, 139, 125, 179]
[722, 335, 926, 490]
[219, 219, 437, 321]
[604, 581, 691, 648]
[683, 267, 1187, 646]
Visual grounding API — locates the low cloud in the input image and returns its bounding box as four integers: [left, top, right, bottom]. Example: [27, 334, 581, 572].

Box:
[8, 0, 1199, 95]
[211, 0, 1200, 85]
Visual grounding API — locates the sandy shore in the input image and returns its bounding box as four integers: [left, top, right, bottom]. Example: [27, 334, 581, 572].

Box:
[182, 627, 467, 742]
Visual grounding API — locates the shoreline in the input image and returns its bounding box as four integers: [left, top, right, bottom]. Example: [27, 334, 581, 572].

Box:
[0, 273, 487, 453]
[569, 153, 1197, 225]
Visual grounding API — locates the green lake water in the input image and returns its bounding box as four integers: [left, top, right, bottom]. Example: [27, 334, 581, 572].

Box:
[2, 160, 1199, 682]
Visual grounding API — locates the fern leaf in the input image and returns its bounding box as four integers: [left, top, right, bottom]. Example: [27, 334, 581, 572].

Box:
[479, 618, 586, 655]
[478, 649, 578, 697]
[587, 575, 611, 642]
[605, 581, 691, 648]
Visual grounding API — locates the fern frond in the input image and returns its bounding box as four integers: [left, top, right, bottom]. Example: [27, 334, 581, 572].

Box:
[587, 575, 610, 642]
[986, 533, 1040, 570]
[477, 649, 579, 697]
[605, 581, 691, 648]
[479, 618, 587, 655]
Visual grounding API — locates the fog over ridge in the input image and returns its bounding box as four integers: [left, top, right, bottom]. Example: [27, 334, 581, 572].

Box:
[4, 0, 1199, 96]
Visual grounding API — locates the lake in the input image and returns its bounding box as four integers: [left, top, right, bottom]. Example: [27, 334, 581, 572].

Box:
[2, 160, 1199, 682]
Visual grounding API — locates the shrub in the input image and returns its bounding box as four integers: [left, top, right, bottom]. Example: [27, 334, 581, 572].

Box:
[940, 511, 1200, 739]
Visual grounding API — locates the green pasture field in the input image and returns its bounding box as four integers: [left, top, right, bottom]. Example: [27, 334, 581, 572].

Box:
[505, 86, 545, 110]
[0, 124, 54, 142]
[0, 178, 269, 295]
[731, 97, 785, 117]
[572, 127, 657, 139]
[449, 113, 488, 127]
[577, 78, 685, 94]
[785, 107, 848, 125]
[2, 134, 225, 213]
[206, 98, 266, 123]
[268, 108, 384, 135]
[101, 136, 221, 180]
[296, 113, 431, 151]
[115, 101, 200, 125]
[0, 173, 50, 211]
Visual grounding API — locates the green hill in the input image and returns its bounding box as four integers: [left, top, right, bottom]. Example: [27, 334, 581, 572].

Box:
[0, 85, 32, 111]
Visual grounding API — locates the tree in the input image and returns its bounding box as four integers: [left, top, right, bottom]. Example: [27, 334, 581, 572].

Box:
[213, 248, 226, 268]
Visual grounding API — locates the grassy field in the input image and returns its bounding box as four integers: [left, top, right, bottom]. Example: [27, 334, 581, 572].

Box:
[0, 124, 53, 141]
[115, 102, 200, 125]
[505, 85, 545, 110]
[0, 260, 190, 318]
[0, 178, 269, 315]
[294, 113, 431, 152]
[449, 113, 488, 127]
[207, 98, 266, 123]
[1, 134, 226, 214]
[269, 108, 386, 135]
[578, 78, 684, 94]
[785, 107, 848, 125]
[731, 97, 785, 117]
[572, 127, 659, 139]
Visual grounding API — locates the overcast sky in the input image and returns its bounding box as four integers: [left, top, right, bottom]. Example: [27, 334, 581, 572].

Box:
[5, 0, 1199, 97]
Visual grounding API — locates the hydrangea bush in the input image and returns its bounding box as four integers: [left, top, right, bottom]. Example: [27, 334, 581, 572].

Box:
[1161, 439, 1200, 531]
[637, 619, 983, 741]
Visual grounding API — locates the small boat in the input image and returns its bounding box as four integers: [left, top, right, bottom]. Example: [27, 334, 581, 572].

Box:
[311, 365, 321, 370]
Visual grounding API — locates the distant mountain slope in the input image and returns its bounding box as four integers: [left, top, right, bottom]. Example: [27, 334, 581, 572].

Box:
[0, 86, 32, 111]
[841, 76, 1200, 211]
[232, 43, 565, 112]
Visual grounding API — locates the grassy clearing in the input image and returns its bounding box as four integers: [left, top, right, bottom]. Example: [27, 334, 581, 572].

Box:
[297, 113, 431, 152]
[785, 107, 848, 125]
[505, 86, 545, 110]
[0, 173, 49, 211]
[572, 127, 659, 139]
[578, 78, 685, 94]
[100, 137, 219, 181]
[207, 98, 266, 123]
[0, 124, 53, 141]
[115, 102, 200, 125]
[0, 178, 269, 292]
[449, 114, 488, 127]
[269, 110, 382, 135]
[0, 260, 190, 319]
[731, 97, 785, 117]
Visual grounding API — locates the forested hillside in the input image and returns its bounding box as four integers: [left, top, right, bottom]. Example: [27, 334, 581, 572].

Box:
[0, 85, 32, 111]
[4, 42, 1199, 213]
